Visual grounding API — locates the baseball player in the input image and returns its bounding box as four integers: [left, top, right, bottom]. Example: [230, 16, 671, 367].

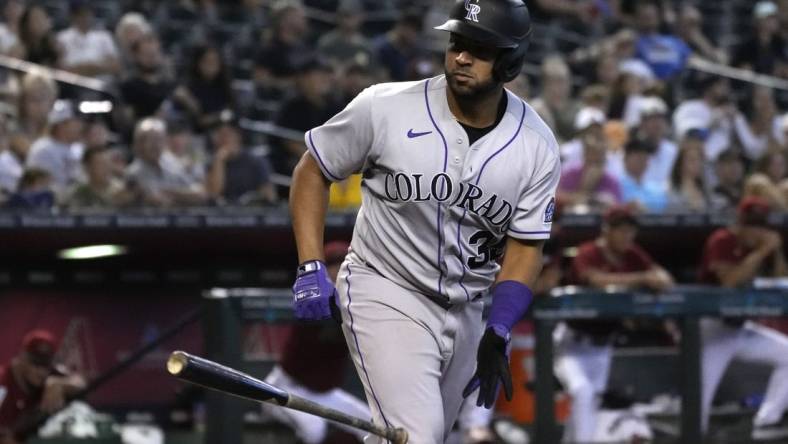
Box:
[289, 1, 561, 442]
[698, 197, 788, 440]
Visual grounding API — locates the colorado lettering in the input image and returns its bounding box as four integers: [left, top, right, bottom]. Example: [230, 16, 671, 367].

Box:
[383, 172, 513, 227]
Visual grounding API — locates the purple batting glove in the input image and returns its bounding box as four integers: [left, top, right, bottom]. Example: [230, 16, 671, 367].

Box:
[293, 260, 338, 321]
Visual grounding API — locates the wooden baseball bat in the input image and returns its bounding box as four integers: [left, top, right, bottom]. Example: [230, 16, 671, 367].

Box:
[167, 351, 408, 443]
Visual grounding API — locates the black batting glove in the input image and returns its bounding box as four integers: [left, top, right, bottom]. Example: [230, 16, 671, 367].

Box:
[462, 325, 513, 409]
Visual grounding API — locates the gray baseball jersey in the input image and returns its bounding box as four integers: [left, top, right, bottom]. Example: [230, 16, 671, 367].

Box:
[307, 75, 560, 304]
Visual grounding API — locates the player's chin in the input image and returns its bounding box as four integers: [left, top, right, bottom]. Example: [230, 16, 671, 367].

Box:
[447, 77, 478, 96]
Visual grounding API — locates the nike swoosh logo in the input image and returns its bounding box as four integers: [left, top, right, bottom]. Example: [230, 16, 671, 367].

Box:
[407, 129, 433, 138]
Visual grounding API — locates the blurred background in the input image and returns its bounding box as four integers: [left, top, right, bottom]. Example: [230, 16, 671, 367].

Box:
[0, 0, 786, 443]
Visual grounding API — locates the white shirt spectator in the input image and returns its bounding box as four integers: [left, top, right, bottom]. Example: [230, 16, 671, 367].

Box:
[607, 138, 678, 187]
[57, 26, 118, 71]
[0, 149, 22, 192]
[672, 99, 731, 161]
[26, 136, 84, 192]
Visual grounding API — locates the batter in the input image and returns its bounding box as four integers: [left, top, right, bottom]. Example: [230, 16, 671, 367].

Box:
[289, 1, 560, 442]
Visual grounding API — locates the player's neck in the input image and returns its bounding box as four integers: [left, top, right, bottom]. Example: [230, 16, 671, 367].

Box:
[446, 86, 504, 128]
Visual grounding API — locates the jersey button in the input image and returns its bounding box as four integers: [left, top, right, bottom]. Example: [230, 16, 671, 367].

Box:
[453, 156, 461, 164]
[456, 138, 463, 144]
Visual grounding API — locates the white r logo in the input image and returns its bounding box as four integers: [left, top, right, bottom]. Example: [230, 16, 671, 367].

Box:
[464, 0, 481, 22]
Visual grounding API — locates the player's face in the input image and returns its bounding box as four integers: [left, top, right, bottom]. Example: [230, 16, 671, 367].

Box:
[445, 34, 500, 98]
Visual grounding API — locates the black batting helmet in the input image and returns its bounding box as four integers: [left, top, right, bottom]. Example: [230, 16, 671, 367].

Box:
[435, 0, 531, 83]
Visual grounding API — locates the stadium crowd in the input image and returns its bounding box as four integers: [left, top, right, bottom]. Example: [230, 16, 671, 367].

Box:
[0, 0, 783, 214]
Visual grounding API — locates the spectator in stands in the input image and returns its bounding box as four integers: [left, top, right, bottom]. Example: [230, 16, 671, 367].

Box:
[619, 139, 668, 212]
[633, 2, 690, 80]
[338, 61, 374, 107]
[611, 97, 677, 188]
[56, 1, 120, 78]
[249, 54, 287, 121]
[559, 109, 622, 211]
[114, 12, 153, 70]
[506, 72, 531, 100]
[733, 1, 786, 76]
[125, 117, 206, 207]
[261, 241, 370, 444]
[667, 130, 710, 212]
[673, 74, 735, 161]
[0, 111, 18, 194]
[709, 148, 745, 212]
[4, 168, 54, 210]
[317, 0, 373, 69]
[556, 205, 674, 443]
[674, 4, 727, 64]
[736, 86, 784, 159]
[82, 118, 111, 153]
[531, 55, 578, 142]
[18, 4, 60, 67]
[254, 1, 311, 81]
[0, 330, 86, 443]
[698, 197, 788, 440]
[0, 0, 23, 58]
[163, 119, 206, 185]
[273, 57, 340, 174]
[65, 147, 132, 209]
[180, 44, 235, 130]
[26, 100, 84, 195]
[16, 72, 57, 141]
[205, 111, 276, 205]
[120, 34, 186, 123]
[371, 10, 431, 81]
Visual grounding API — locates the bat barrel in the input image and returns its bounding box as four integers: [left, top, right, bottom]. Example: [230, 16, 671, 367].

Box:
[167, 351, 289, 405]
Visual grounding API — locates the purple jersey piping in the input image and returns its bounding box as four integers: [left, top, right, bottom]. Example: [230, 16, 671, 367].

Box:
[307, 130, 342, 182]
[344, 264, 392, 436]
[456, 98, 527, 300]
[425, 79, 449, 297]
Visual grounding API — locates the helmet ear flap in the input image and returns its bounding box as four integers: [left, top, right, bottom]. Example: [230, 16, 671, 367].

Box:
[494, 41, 529, 83]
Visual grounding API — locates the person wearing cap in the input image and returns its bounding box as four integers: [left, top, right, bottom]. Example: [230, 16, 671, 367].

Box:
[733, 1, 786, 75]
[0, 330, 86, 444]
[205, 111, 277, 205]
[619, 138, 669, 213]
[530, 55, 579, 142]
[254, 1, 311, 81]
[25, 100, 84, 196]
[273, 57, 341, 175]
[55, 0, 120, 78]
[558, 109, 623, 211]
[559, 106, 608, 168]
[64, 147, 133, 209]
[555, 205, 674, 442]
[698, 197, 788, 440]
[370, 10, 430, 81]
[261, 241, 370, 444]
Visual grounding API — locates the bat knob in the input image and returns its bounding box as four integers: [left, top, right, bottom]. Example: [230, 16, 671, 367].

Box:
[167, 351, 189, 376]
[393, 428, 408, 444]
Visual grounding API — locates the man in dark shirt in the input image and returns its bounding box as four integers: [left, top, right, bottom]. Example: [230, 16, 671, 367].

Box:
[254, 2, 312, 80]
[698, 197, 788, 440]
[205, 111, 276, 205]
[119, 34, 182, 122]
[273, 59, 341, 174]
[733, 2, 787, 75]
[0, 330, 85, 444]
[370, 11, 431, 81]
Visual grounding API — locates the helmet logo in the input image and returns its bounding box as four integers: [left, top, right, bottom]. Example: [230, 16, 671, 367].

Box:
[464, 0, 481, 22]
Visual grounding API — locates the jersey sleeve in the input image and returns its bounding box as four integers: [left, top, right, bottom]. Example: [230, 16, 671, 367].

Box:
[305, 86, 375, 182]
[507, 147, 561, 240]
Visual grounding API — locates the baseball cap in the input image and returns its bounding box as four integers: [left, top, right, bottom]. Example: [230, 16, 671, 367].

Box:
[603, 205, 639, 227]
[48, 100, 77, 126]
[754, 1, 778, 19]
[738, 196, 771, 227]
[638, 96, 668, 118]
[324, 241, 350, 265]
[574, 107, 606, 132]
[22, 329, 57, 367]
